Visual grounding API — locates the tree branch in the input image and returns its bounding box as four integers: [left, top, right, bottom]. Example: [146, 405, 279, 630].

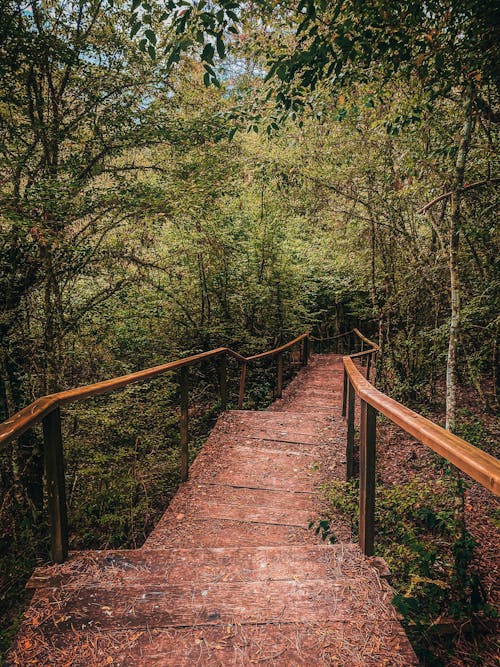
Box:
[418, 177, 499, 214]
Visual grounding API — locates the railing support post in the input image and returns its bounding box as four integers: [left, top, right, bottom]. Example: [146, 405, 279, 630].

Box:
[277, 352, 283, 398]
[342, 367, 348, 418]
[346, 381, 355, 481]
[359, 400, 377, 556]
[302, 336, 309, 366]
[366, 352, 372, 381]
[42, 406, 68, 564]
[238, 363, 247, 409]
[219, 355, 227, 410]
[180, 367, 189, 482]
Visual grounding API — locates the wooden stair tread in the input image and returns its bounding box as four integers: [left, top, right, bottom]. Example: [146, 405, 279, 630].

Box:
[27, 545, 344, 589]
[23, 577, 401, 632]
[146, 518, 310, 548]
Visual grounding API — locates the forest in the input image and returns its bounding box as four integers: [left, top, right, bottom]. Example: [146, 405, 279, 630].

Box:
[0, 1, 498, 665]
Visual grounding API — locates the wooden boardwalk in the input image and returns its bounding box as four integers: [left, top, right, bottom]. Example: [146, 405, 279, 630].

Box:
[8, 354, 417, 666]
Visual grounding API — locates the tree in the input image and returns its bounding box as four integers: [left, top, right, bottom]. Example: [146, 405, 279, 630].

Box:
[144, 0, 498, 431]
[0, 0, 177, 511]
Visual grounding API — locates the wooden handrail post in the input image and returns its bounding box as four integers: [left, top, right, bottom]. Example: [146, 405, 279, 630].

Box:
[346, 381, 355, 481]
[277, 352, 283, 398]
[42, 407, 68, 563]
[302, 336, 309, 366]
[342, 368, 348, 417]
[359, 399, 377, 556]
[179, 367, 189, 482]
[219, 354, 227, 410]
[366, 352, 372, 381]
[238, 363, 247, 409]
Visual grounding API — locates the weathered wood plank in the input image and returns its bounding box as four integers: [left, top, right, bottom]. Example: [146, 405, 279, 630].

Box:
[27, 545, 335, 589]
[9, 621, 417, 667]
[146, 518, 309, 548]
[26, 577, 400, 632]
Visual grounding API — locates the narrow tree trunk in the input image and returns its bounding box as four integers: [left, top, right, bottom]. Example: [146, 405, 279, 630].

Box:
[445, 85, 474, 432]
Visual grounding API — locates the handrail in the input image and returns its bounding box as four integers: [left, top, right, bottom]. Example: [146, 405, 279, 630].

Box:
[246, 332, 308, 361]
[342, 328, 500, 557]
[238, 332, 310, 407]
[352, 328, 379, 350]
[310, 330, 353, 342]
[1, 348, 230, 449]
[0, 331, 310, 563]
[345, 357, 500, 494]
[0, 341, 304, 450]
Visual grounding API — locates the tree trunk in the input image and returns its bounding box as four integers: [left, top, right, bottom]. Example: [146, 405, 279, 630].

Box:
[445, 85, 474, 433]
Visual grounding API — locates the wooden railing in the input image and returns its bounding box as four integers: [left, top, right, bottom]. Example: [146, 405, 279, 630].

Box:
[3, 326, 498, 564]
[0, 333, 310, 563]
[342, 329, 500, 557]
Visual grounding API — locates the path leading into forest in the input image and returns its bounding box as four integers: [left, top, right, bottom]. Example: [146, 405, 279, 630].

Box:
[8, 355, 417, 666]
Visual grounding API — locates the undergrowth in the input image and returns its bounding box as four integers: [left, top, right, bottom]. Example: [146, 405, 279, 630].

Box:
[323, 477, 498, 665]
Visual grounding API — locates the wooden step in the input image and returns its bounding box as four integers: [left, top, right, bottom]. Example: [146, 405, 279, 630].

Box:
[16, 620, 416, 666]
[27, 545, 337, 589]
[162, 482, 314, 528]
[146, 517, 310, 548]
[192, 447, 321, 492]
[27, 578, 396, 632]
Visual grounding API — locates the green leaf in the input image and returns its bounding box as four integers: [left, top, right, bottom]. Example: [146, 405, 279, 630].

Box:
[130, 22, 141, 38]
[203, 62, 216, 77]
[216, 33, 225, 59]
[145, 29, 157, 45]
[201, 43, 215, 65]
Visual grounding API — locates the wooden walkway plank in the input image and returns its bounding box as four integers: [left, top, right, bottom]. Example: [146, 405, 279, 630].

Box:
[27, 545, 339, 589]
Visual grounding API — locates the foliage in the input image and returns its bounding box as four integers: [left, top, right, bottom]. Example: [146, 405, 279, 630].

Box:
[323, 476, 497, 662]
[0, 2, 498, 663]
[308, 517, 337, 544]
